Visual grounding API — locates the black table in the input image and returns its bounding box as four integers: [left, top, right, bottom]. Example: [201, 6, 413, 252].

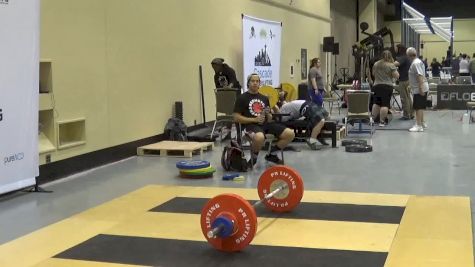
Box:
[436, 84, 475, 110]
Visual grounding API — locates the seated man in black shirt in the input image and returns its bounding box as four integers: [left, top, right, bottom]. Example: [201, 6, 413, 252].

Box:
[233, 73, 295, 165]
[211, 58, 242, 90]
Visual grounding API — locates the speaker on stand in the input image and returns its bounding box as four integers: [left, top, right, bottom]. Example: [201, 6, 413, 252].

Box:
[331, 43, 340, 90]
[322, 37, 334, 92]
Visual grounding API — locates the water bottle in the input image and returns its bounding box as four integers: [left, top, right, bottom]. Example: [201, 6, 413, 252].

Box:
[462, 113, 469, 125]
[231, 124, 237, 139]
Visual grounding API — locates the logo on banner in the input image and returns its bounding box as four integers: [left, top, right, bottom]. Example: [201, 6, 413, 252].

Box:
[4, 152, 24, 165]
[440, 92, 475, 101]
[248, 99, 265, 116]
[250, 27, 256, 39]
[255, 44, 271, 67]
[0, 0, 9, 5]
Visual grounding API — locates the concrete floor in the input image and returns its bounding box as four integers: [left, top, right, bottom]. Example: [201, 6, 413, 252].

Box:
[0, 109, 474, 245]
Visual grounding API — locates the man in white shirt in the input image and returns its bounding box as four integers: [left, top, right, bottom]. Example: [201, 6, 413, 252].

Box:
[459, 54, 470, 76]
[278, 100, 329, 150]
[407, 47, 429, 132]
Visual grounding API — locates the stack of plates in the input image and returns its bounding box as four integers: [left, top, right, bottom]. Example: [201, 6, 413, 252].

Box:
[176, 160, 216, 179]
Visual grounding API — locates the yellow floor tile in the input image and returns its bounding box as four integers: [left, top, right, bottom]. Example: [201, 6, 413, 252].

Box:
[385, 196, 474, 267]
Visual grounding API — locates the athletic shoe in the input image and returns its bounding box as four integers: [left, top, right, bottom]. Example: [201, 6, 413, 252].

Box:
[265, 154, 284, 164]
[422, 122, 428, 129]
[317, 138, 329, 146]
[409, 125, 424, 132]
[306, 140, 322, 150]
[247, 157, 257, 168]
[379, 122, 386, 127]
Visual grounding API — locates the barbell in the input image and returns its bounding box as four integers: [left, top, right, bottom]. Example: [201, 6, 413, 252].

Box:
[200, 165, 304, 252]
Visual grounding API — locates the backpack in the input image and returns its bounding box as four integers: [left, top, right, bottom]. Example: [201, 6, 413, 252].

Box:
[164, 118, 187, 141]
[221, 140, 248, 172]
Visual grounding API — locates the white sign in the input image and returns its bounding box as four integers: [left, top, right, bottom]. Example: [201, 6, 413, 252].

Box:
[0, 0, 39, 194]
[242, 15, 282, 89]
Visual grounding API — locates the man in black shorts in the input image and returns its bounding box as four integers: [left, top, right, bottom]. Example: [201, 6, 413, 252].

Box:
[233, 73, 295, 165]
[277, 99, 329, 150]
[407, 47, 429, 132]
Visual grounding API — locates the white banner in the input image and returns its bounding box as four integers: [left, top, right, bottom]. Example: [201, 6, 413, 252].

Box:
[242, 14, 282, 89]
[0, 0, 39, 194]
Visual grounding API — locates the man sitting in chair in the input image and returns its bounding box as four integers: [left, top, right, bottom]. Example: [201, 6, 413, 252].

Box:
[276, 95, 329, 150]
[233, 73, 295, 166]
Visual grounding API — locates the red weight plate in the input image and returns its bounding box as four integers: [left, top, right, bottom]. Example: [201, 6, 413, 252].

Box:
[257, 165, 304, 212]
[200, 193, 257, 252]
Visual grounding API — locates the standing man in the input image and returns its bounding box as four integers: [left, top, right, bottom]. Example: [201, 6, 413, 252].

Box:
[459, 54, 470, 76]
[233, 73, 294, 165]
[211, 58, 242, 91]
[430, 58, 442, 78]
[395, 44, 413, 120]
[407, 47, 429, 132]
[470, 53, 475, 83]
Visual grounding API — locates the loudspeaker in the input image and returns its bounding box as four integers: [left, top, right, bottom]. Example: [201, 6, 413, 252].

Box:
[323, 36, 334, 52]
[174, 101, 183, 120]
[332, 43, 339, 55]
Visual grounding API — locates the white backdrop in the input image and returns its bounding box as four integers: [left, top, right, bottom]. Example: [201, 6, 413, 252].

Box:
[242, 15, 282, 89]
[0, 0, 39, 194]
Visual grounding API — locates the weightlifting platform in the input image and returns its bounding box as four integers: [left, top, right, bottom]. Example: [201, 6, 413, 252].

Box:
[0, 185, 472, 267]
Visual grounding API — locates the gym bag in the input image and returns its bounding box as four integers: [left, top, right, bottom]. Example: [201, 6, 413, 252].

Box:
[164, 118, 187, 141]
[221, 140, 248, 172]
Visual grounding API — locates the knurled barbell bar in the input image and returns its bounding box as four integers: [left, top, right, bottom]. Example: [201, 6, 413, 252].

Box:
[200, 165, 304, 252]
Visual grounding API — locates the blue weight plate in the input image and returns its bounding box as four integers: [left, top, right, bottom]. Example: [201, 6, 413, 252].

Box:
[176, 160, 210, 170]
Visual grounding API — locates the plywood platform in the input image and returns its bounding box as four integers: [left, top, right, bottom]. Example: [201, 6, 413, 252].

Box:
[137, 141, 214, 157]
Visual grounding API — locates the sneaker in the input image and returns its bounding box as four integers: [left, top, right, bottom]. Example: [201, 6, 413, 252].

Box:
[306, 140, 322, 150]
[379, 122, 386, 127]
[409, 125, 424, 132]
[265, 154, 284, 164]
[247, 157, 257, 168]
[317, 138, 329, 146]
[422, 122, 428, 129]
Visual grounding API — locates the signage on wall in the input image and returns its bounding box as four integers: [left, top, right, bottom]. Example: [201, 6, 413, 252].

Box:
[242, 14, 282, 89]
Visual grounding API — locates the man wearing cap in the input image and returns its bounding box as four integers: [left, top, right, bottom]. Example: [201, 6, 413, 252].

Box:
[233, 73, 294, 165]
[211, 58, 242, 91]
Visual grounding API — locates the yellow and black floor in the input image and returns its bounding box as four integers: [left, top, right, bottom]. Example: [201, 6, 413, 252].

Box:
[0, 185, 473, 267]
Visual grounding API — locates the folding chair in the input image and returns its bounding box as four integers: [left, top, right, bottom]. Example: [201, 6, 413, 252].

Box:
[211, 88, 239, 140]
[323, 86, 341, 115]
[345, 90, 374, 136]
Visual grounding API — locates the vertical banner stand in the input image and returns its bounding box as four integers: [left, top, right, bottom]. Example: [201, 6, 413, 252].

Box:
[25, 177, 52, 193]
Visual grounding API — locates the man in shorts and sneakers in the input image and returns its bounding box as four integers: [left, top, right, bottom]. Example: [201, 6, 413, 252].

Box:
[407, 47, 429, 132]
[276, 100, 329, 150]
[233, 73, 295, 165]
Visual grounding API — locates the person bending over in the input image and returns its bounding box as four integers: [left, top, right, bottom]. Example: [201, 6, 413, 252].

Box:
[371, 50, 399, 127]
[278, 100, 329, 150]
[233, 74, 295, 165]
[407, 47, 429, 132]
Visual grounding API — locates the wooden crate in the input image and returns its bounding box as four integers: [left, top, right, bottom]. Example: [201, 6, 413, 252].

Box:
[336, 126, 346, 140]
[137, 141, 214, 157]
[322, 126, 346, 141]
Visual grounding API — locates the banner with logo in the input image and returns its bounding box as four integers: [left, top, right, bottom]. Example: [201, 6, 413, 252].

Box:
[242, 15, 282, 89]
[0, 0, 39, 194]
